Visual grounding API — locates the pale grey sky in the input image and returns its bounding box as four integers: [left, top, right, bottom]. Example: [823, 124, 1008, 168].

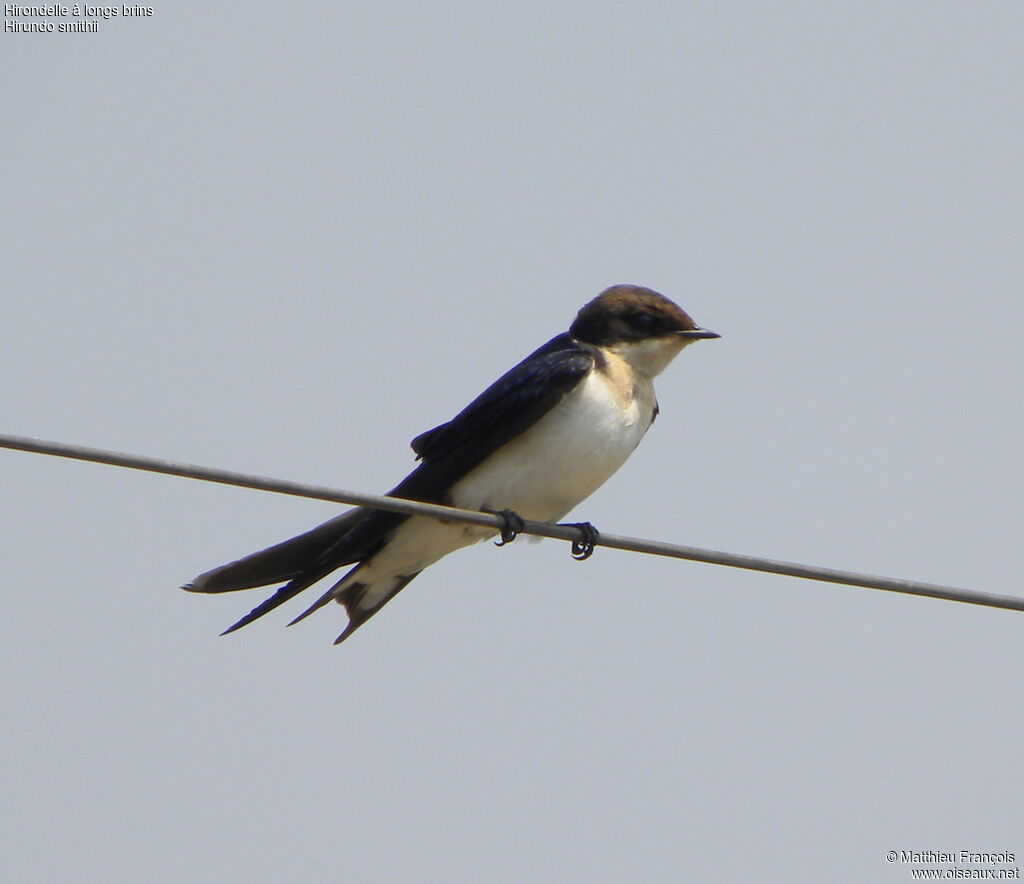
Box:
[3, 3, 1023, 882]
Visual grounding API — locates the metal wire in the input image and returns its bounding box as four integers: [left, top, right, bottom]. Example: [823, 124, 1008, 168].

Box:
[2, 431, 1021, 613]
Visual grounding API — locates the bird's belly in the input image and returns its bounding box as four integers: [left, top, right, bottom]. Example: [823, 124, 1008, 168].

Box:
[361, 514, 485, 578]
[449, 371, 653, 524]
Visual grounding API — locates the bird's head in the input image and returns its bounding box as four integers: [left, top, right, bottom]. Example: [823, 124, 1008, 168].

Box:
[570, 285, 719, 377]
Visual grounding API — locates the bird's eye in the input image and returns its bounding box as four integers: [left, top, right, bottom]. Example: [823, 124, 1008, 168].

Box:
[629, 312, 659, 332]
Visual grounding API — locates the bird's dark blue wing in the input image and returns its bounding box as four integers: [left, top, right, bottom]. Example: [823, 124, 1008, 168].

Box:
[409, 332, 594, 475]
[182, 333, 595, 634]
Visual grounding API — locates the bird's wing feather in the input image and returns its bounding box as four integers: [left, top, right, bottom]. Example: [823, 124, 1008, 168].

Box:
[409, 332, 594, 476]
[185, 509, 404, 632]
[182, 333, 593, 634]
[183, 508, 368, 594]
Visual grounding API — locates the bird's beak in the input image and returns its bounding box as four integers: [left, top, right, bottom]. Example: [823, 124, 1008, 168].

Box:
[676, 328, 720, 340]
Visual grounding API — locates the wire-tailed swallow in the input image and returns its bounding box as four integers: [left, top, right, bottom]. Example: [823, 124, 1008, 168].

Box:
[183, 285, 718, 644]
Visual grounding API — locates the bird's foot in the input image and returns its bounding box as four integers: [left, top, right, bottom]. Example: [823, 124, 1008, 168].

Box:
[493, 509, 526, 546]
[561, 521, 600, 560]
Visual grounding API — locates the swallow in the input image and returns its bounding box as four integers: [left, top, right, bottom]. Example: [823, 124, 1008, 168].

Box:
[183, 285, 719, 644]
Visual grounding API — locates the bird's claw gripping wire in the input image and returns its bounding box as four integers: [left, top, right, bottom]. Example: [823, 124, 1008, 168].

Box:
[562, 521, 600, 560]
[493, 509, 525, 546]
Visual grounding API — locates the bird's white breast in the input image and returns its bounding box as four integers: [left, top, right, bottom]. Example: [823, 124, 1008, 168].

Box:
[449, 359, 656, 524]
